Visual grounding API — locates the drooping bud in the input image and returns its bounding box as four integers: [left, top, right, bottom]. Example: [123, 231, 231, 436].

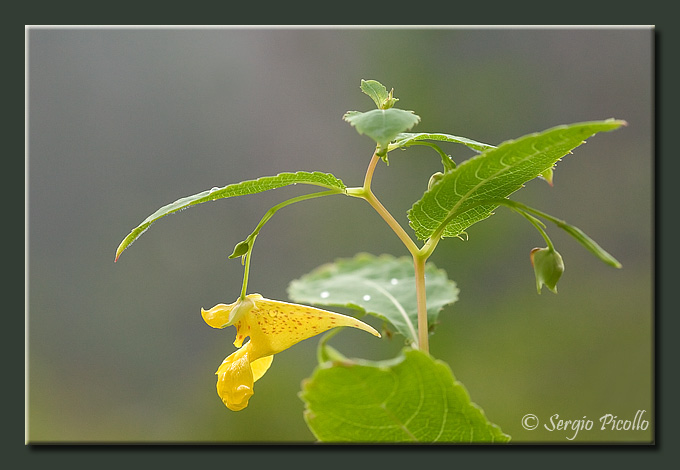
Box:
[228, 240, 250, 259]
[428, 171, 444, 190]
[530, 247, 564, 294]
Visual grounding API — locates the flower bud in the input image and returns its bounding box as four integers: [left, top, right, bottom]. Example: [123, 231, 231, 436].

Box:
[530, 247, 564, 294]
[428, 171, 444, 190]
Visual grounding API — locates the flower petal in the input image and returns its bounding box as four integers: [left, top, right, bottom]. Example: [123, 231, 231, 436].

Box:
[206, 294, 380, 412]
[215, 346, 255, 411]
[201, 294, 260, 329]
[243, 296, 380, 357]
[251, 354, 274, 382]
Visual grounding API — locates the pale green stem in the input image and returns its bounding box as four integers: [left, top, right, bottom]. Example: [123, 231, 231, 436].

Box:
[413, 255, 429, 352]
[348, 150, 429, 352]
[349, 152, 420, 256]
[512, 209, 555, 251]
[238, 189, 343, 300]
[239, 236, 256, 300]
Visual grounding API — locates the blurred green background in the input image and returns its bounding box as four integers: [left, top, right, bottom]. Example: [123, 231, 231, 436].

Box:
[27, 27, 653, 443]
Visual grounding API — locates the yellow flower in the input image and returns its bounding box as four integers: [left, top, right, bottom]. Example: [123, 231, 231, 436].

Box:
[201, 293, 380, 411]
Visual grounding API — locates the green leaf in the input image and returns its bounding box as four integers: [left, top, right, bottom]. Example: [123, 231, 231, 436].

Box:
[557, 222, 622, 268]
[360, 79, 390, 108]
[115, 171, 346, 261]
[408, 119, 626, 241]
[389, 132, 496, 153]
[343, 108, 421, 150]
[287, 253, 458, 344]
[300, 348, 511, 443]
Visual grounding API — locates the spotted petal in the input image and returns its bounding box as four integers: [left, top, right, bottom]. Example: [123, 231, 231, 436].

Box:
[235, 295, 380, 358]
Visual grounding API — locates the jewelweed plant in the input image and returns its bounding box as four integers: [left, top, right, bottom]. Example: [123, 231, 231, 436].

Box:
[115, 80, 625, 443]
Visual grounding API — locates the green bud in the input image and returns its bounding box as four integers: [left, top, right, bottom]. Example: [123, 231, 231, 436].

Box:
[428, 171, 444, 190]
[228, 240, 250, 259]
[530, 247, 564, 294]
[381, 88, 399, 109]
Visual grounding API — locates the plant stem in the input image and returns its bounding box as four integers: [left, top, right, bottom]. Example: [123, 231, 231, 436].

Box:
[362, 150, 380, 190]
[350, 150, 429, 352]
[354, 152, 420, 255]
[413, 254, 429, 352]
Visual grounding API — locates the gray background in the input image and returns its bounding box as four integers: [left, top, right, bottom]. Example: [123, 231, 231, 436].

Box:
[27, 27, 652, 442]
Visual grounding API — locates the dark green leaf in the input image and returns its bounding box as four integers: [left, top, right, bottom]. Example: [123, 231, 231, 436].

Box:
[408, 120, 626, 241]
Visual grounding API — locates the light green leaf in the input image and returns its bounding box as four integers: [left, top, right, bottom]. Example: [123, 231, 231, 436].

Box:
[408, 119, 626, 241]
[389, 132, 496, 153]
[115, 171, 345, 261]
[300, 348, 511, 443]
[557, 222, 622, 268]
[287, 253, 458, 344]
[359, 79, 390, 108]
[343, 108, 421, 150]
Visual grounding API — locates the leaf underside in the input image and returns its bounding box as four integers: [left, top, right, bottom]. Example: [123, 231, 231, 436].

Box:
[390, 132, 496, 153]
[115, 171, 345, 261]
[360, 79, 391, 108]
[407, 120, 626, 241]
[287, 253, 458, 344]
[343, 108, 421, 149]
[300, 348, 511, 443]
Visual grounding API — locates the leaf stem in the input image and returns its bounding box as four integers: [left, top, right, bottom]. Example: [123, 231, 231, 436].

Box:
[420, 196, 621, 268]
[250, 190, 342, 241]
[513, 209, 555, 251]
[240, 237, 256, 300]
[405, 142, 456, 171]
[238, 189, 343, 299]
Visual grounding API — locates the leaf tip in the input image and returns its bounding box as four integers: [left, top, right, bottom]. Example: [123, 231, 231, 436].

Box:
[606, 118, 628, 127]
[114, 243, 125, 263]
